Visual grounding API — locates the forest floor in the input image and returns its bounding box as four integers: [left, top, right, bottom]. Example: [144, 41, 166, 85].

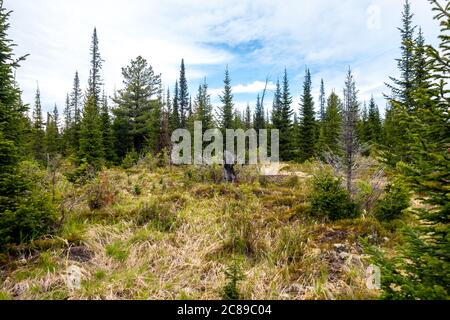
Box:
[0, 160, 398, 300]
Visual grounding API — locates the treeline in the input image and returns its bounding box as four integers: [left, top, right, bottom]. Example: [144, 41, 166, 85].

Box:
[26, 31, 387, 169]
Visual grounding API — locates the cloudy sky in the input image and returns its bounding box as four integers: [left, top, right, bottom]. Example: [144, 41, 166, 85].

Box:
[6, 0, 441, 117]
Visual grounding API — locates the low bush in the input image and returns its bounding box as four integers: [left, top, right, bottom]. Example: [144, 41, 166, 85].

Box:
[0, 157, 57, 250]
[133, 184, 142, 196]
[221, 259, 245, 300]
[310, 173, 359, 221]
[122, 149, 139, 169]
[65, 158, 97, 184]
[375, 182, 410, 221]
[86, 173, 115, 210]
[183, 164, 223, 184]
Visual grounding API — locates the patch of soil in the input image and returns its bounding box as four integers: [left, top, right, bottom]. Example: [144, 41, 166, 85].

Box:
[316, 229, 350, 244]
[67, 246, 93, 263]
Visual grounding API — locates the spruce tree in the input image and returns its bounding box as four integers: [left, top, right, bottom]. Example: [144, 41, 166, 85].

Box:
[319, 78, 326, 121]
[299, 68, 316, 161]
[320, 92, 342, 155]
[369, 0, 450, 299]
[32, 86, 45, 162]
[70, 71, 83, 152]
[45, 107, 59, 157]
[112, 56, 162, 157]
[383, 0, 417, 164]
[279, 69, 294, 160]
[63, 93, 72, 131]
[219, 66, 235, 131]
[341, 68, 360, 195]
[0, 2, 27, 143]
[78, 95, 104, 169]
[0, 0, 55, 249]
[100, 91, 115, 163]
[53, 104, 60, 134]
[171, 80, 181, 131]
[411, 27, 434, 112]
[87, 28, 103, 110]
[159, 94, 171, 152]
[244, 103, 252, 130]
[178, 59, 189, 128]
[358, 102, 368, 143]
[386, 0, 416, 111]
[366, 96, 382, 143]
[271, 79, 282, 130]
[193, 79, 213, 131]
[233, 110, 244, 130]
[62, 94, 72, 155]
[165, 88, 173, 135]
[253, 94, 265, 132]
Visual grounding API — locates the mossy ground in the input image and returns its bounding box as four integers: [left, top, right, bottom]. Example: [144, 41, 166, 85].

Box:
[0, 161, 397, 300]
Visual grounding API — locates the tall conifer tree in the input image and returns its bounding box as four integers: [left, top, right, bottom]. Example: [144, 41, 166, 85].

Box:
[320, 92, 342, 155]
[100, 91, 115, 163]
[219, 66, 234, 131]
[87, 28, 103, 110]
[341, 68, 360, 195]
[112, 56, 161, 157]
[32, 86, 45, 162]
[78, 95, 104, 168]
[299, 68, 316, 161]
[71, 71, 83, 151]
[319, 79, 326, 121]
[178, 59, 189, 128]
[254, 94, 265, 132]
[171, 80, 181, 131]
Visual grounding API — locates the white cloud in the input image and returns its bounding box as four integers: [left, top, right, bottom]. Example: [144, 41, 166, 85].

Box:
[367, 4, 382, 30]
[233, 81, 276, 94]
[210, 80, 276, 98]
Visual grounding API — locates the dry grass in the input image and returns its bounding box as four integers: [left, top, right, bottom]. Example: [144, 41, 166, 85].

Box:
[0, 163, 388, 300]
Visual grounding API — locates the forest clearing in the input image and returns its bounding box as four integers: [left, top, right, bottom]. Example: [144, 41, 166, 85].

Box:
[0, 0, 448, 302]
[1, 159, 393, 300]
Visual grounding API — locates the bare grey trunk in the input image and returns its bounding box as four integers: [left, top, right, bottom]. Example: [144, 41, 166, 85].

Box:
[223, 150, 236, 183]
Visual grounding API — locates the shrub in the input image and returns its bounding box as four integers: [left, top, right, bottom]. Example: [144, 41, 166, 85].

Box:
[135, 200, 178, 232]
[86, 173, 115, 210]
[156, 148, 171, 167]
[138, 152, 159, 170]
[310, 173, 359, 221]
[133, 184, 142, 196]
[0, 196, 57, 249]
[65, 158, 97, 184]
[375, 182, 410, 221]
[184, 164, 223, 184]
[221, 259, 245, 300]
[122, 149, 139, 169]
[0, 157, 57, 249]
